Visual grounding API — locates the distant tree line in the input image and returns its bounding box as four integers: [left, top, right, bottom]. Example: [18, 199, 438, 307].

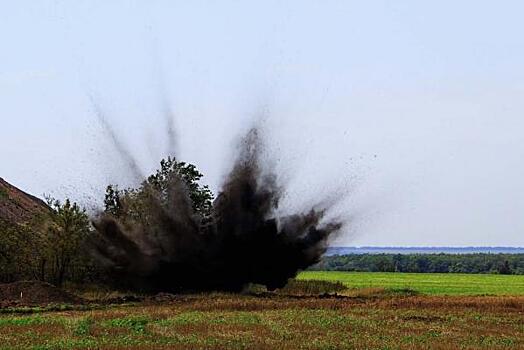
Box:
[310, 253, 524, 275]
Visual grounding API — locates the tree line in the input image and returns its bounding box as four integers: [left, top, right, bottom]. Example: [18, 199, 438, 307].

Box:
[310, 253, 524, 274]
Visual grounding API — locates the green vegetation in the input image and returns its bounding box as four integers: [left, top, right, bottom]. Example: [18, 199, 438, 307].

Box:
[298, 271, 524, 295]
[0, 293, 522, 349]
[0, 199, 93, 285]
[104, 156, 214, 222]
[312, 253, 524, 274]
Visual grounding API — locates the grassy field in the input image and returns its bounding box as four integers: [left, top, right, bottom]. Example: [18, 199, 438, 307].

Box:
[0, 293, 523, 349]
[1, 275, 523, 349]
[298, 271, 524, 295]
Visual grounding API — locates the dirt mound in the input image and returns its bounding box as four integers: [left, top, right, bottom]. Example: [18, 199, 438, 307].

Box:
[0, 280, 83, 307]
[0, 177, 49, 226]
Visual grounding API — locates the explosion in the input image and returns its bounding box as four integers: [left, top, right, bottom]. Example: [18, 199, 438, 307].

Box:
[91, 128, 343, 292]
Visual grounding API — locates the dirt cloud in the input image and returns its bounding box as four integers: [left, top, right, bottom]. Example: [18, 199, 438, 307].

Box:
[91, 128, 343, 292]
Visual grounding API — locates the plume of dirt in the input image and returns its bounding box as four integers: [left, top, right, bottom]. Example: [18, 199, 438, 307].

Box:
[91, 129, 343, 292]
[88, 94, 144, 180]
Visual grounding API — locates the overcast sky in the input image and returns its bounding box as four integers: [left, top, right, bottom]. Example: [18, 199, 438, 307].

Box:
[1, 1, 523, 246]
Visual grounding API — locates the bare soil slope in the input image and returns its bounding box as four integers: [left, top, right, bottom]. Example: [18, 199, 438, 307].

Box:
[0, 178, 48, 226]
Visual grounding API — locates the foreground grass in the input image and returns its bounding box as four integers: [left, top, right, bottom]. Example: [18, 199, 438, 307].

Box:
[298, 271, 524, 295]
[0, 293, 523, 349]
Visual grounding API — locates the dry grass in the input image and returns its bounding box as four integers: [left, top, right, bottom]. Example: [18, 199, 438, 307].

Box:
[0, 292, 522, 349]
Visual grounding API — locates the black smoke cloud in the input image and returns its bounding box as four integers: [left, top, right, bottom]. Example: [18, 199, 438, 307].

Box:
[91, 129, 343, 292]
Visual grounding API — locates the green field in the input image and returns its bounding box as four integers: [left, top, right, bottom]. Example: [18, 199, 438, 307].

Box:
[298, 271, 524, 295]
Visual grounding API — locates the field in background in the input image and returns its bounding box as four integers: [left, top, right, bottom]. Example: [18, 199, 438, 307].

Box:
[298, 271, 524, 295]
[0, 293, 523, 349]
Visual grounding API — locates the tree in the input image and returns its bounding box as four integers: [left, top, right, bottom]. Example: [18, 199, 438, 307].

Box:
[37, 198, 92, 286]
[103, 184, 122, 217]
[0, 220, 33, 282]
[0, 197, 93, 285]
[104, 157, 214, 222]
[498, 260, 512, 275]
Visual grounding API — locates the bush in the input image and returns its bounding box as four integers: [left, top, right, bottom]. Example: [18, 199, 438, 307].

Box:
[277, 279, 347, 295]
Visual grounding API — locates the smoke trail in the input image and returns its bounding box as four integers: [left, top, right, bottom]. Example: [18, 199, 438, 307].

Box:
[91, 128, 343, 292]
[88, 94, 144, 181]
[146, 34, 178, 156]
[163, 106, 177, 157]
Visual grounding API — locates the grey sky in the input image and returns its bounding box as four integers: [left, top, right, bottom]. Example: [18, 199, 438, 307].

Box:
[1, 1, 523, 246]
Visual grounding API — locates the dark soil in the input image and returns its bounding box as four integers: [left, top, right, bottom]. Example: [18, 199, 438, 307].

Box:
[0, 280, 83, 307]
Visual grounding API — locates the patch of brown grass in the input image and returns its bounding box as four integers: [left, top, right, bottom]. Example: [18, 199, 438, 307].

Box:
[0, 294, 523, 349]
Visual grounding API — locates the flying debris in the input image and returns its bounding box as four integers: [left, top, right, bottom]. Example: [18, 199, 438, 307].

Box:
[92, 129, 343, 292]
